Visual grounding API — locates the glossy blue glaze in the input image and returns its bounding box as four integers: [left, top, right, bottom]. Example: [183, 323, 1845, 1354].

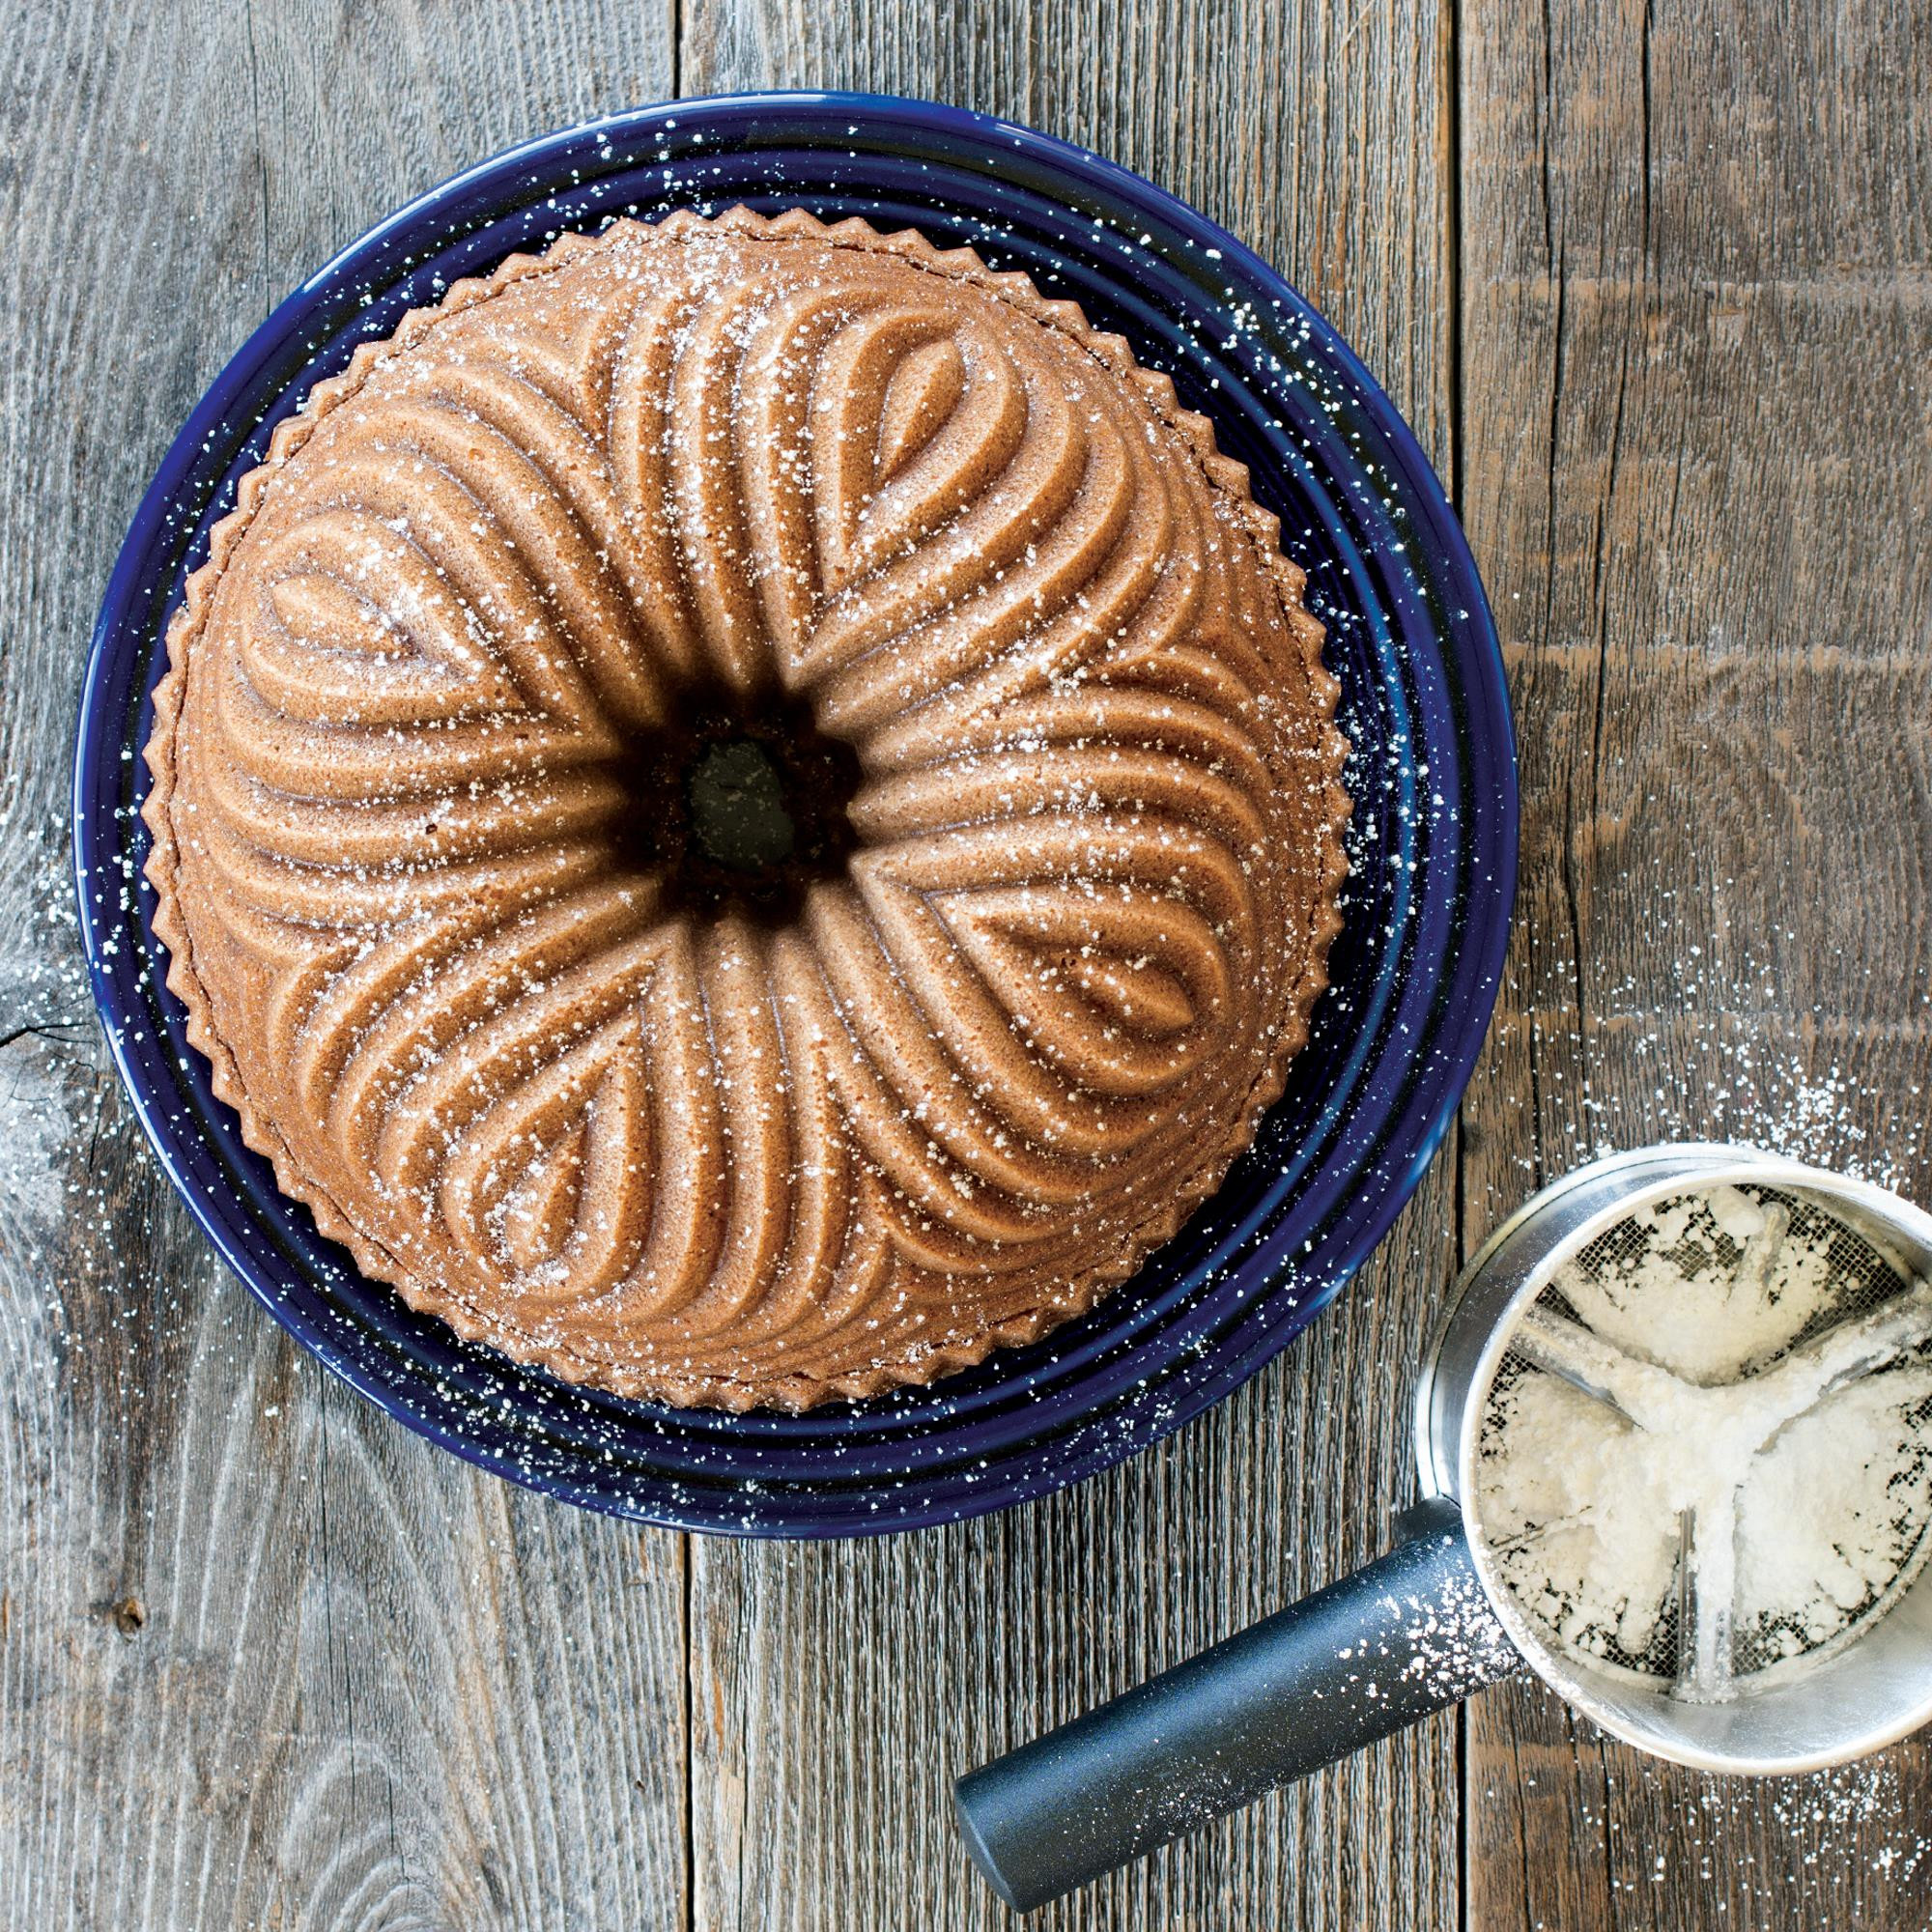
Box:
[71, 93, 1516, 1536]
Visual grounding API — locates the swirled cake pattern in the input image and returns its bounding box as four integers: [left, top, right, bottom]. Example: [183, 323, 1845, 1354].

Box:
[143, 209, 1350, 1411]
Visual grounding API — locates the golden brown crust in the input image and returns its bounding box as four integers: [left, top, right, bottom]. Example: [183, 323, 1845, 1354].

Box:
[143, 207, 1350, 1411]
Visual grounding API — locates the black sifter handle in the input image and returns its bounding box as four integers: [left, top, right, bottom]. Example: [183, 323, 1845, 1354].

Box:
[952, 1496, 1520, 1913]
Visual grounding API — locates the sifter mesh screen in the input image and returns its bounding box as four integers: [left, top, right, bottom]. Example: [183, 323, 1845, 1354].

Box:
[1477, 1184, 1932, 1696]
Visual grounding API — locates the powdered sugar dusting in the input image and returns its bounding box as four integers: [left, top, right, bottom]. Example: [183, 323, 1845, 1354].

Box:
[1479, 1184, 1932, 1694]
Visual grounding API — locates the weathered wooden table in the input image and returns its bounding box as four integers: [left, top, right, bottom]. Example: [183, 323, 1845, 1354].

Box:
[6, 2, 1929, 1925]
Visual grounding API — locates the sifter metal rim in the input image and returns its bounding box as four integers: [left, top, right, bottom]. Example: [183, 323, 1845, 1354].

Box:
[1410, 1141, 1932, 1776]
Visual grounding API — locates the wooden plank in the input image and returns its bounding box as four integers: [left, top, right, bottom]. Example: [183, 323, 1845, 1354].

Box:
[1457, 0, 1932, 1920]
[676, 5, 1464, 1926]
[0, 5, 691, 1929]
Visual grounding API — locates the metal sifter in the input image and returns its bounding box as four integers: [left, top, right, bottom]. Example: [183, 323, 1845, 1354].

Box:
[953, 1146, 1932, 1914]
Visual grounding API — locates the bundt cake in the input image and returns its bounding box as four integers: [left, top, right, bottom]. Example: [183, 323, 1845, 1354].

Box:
[142, 208, 1350, 1411]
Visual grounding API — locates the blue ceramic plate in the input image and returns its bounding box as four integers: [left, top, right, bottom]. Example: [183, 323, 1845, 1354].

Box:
[73, 93, 1515, 1536]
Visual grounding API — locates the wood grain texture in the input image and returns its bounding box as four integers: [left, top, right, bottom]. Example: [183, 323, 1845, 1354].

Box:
[1456, 0, 1932, 1922]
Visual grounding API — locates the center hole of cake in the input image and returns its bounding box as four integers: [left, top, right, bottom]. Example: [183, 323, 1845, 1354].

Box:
[688, 738, 796, 871]
[610, 693, 863, 923]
